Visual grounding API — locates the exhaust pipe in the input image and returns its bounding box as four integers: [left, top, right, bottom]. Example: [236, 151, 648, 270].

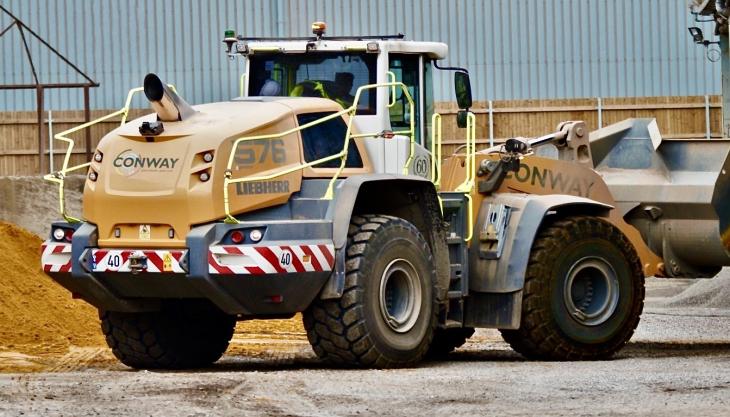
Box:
[143, 73, 196, 122]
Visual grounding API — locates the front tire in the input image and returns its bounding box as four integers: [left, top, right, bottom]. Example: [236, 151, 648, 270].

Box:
[303, 215, 438, 368]
[500, 216, 644, 360]
[101, 300, 236, 369]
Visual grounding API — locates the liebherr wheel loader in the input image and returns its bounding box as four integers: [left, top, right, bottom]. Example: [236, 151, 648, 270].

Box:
[41, 21, 730, 369]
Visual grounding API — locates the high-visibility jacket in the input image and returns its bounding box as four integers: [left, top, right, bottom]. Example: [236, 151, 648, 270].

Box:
[290, 80, 352, 108]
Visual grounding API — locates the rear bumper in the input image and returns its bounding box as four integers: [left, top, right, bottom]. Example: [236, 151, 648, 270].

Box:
[42, 220, 334, 315]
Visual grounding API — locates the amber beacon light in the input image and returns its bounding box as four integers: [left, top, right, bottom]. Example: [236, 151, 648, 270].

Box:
[311, 21, 326, 37]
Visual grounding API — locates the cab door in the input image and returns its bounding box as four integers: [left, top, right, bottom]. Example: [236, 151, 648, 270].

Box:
[388, 53, 434, 179]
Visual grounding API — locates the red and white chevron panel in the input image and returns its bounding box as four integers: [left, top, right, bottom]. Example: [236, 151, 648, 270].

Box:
[91, 249, 187, 273]
[208, 244, 335, 275]
[41, 242, 72, 273]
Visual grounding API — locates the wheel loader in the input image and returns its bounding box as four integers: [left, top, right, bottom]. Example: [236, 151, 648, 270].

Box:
[41, 21, 730, 369]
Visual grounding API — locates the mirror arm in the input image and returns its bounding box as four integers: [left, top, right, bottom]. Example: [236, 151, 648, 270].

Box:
[433, 60, 469, 74]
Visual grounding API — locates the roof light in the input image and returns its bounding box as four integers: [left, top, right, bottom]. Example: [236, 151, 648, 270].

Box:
[366, 42, 380, 52]
[223, 29, 237, 54]
[312, 21, 326, 37]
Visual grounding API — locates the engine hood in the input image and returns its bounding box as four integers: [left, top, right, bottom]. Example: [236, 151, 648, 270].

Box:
[84, 97, 341, 248]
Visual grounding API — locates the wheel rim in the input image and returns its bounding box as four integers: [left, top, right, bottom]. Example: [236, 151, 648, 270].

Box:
[563, 256, 619, 326]
[379, 258, 422, 333]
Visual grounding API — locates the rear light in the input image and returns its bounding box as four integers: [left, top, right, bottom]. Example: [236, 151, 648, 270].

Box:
[199, 171, 210, 182]
[52, 227, 73, 242]
[52, 228, 65, 241]
[230, 230, 244, 244]
[93, 152, 103, 162]
[249, 229, 263, 242]
[202, 152, 214, 163]
[88, 170, 98, 181]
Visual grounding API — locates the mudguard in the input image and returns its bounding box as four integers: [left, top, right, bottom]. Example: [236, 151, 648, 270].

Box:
[469, 193, 612, 294]
[319, 175, 449, 300]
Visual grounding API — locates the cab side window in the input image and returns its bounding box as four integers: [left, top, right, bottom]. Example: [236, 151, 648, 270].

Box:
[388, 54, 421, 145]
[297, 112, 363, 168]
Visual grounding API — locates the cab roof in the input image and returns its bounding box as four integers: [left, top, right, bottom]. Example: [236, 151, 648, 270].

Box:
[240, 38, 448, 60]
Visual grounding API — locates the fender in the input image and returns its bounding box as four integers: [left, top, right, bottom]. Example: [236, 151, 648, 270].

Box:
[470, 193, 613, 294]
[319, 175, 449, 300]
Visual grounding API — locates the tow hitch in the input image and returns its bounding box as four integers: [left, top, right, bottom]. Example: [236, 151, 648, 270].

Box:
[128, 252, 148, 274]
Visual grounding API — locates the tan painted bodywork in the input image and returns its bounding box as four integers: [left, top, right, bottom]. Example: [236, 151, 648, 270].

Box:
[85, 97, 372, 248]
[439, 153, 665, 277]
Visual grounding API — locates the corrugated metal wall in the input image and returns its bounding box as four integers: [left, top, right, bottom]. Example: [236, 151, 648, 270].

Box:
[0, 0, 721, 111]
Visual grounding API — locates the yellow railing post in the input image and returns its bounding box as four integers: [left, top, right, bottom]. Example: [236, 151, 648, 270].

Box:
[454, 111, 476, 242]
[430, 113, 442, 188]
[239, 73, 246, 97]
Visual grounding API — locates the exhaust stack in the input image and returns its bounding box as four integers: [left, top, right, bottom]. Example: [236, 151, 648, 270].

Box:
[143, 73, 196, 122]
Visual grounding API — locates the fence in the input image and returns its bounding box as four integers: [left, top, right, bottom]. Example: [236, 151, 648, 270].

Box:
[0, 96, 724, 176]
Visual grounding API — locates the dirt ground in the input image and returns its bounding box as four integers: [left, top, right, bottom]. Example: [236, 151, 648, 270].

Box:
[0, 278, 728, 416]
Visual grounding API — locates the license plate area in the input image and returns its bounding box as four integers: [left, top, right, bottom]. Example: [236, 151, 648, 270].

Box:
[89, 249, 188, 273]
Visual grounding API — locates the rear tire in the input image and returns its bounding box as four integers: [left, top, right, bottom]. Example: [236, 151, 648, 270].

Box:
[500, 216, 644, 360]
[101, 300, 236, 369]
[427, 327, 475, 358]
[303, 215, 438, 368]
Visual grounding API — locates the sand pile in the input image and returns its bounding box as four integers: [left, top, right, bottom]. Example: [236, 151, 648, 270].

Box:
[0, 219, 305, 372]
[0, 176, 84, 237]
[0, 222, 104, 356]
[662, 268, 730, 309]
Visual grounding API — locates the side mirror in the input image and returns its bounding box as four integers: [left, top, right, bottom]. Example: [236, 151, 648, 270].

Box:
[454, 71, 472, 110]
[457, 110, 469, 129]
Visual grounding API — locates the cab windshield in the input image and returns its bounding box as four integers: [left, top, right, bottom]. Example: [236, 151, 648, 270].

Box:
[248, 52, 377, 115]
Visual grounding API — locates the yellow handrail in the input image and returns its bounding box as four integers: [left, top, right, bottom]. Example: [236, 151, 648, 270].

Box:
[455, 112, 476, 193]
[430, 113, 442, 188]
[455, 111, 476, 242]
[239, 73, 246, 97]
[223, 81, 415, 223]
[44, 85, 175, 223]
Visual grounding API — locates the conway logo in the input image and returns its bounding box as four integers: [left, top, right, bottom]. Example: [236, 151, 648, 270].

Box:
[113, 149, 180, 177]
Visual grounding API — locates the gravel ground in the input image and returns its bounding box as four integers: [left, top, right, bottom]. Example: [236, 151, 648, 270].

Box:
[1, 278, 729, 416]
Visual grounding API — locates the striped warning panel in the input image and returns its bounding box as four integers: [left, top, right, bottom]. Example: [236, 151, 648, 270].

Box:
[41, 242, 72, 273]
[208, 244, 335, 275]
[91, 249, 187, 273]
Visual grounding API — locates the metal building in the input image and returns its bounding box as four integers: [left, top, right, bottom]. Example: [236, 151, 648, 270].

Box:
[0, 0, 720, 111]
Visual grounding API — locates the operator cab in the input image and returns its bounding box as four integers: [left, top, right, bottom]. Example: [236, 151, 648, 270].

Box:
[224, 22, 463, 178]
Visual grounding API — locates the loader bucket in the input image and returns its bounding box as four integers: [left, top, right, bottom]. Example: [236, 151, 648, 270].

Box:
[590, 118, 730, 277]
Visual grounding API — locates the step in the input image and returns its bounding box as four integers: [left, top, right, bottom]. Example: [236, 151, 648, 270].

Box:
[447, 290, 463, 299]
[446, 236, 464, 245]
[440, 199, 466, 209]
[442, 319, 464, 328]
